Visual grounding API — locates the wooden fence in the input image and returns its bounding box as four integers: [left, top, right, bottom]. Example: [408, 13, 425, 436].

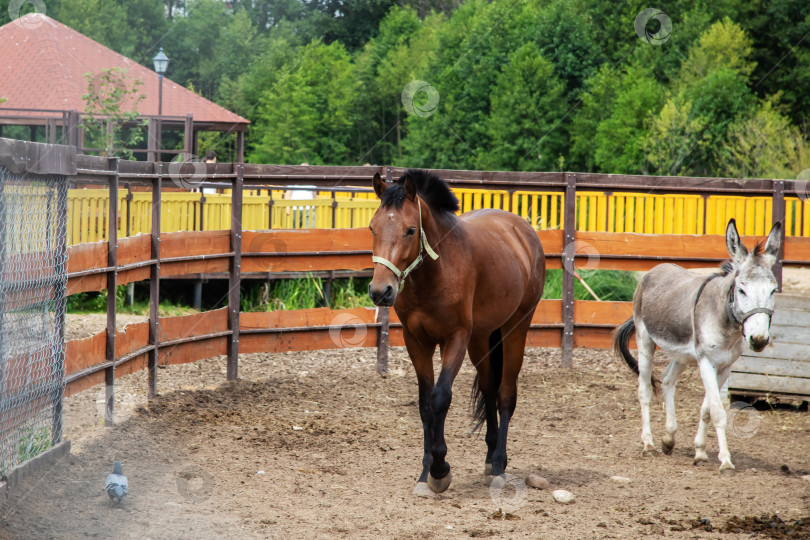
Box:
[65, 183, 810, 245]
[48, 157, 810, 421]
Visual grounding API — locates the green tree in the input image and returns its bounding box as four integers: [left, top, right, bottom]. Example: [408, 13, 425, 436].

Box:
[477, 44, 567, 171]
[81, 68, 146, 158]
[248, 40, 358, 165]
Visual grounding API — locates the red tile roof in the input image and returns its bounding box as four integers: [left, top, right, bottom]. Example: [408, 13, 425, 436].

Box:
[0, 14, 248, 125]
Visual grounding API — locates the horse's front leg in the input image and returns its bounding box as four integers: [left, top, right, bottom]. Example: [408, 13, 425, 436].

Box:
[404, 331, 437, 497]
[427, 330, 469, 494]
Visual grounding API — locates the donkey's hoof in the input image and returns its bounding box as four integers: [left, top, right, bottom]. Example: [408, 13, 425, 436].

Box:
[661, 439, 675, 455]
[720, 467, 736, 477]
[427, 471, 452, 494]
[484, 463, 493, 476]
[693, 450, 709, 466]
[413, 482, 433, 497]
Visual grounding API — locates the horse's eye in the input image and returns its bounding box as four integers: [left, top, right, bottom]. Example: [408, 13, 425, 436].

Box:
[405, 227, 416, 237]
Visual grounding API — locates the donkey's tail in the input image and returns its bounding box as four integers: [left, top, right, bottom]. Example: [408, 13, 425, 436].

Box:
[470, 329, 503, 433]
[613, 317, 660, 394]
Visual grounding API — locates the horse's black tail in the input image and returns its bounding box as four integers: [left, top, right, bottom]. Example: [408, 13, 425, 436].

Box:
[613, 317, 660, 394]
[470, 329, 503, 433]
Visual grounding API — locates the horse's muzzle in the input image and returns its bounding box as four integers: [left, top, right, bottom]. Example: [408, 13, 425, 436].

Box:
[369, 283, 396, 307]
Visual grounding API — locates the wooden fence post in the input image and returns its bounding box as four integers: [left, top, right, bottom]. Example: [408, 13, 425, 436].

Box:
[104, 158, 119, 425]
[227, 163, 244, 380]
[561, 172, 577, 368]
[374, 166, 394, 375]
[772, 179, 785, 291]
[148, 163, 162, 400]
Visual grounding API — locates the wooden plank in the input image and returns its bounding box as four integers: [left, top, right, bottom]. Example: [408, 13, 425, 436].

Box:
[115, 352, 149, 378]
[768, 324, 810, 344]
[774, 294, 810, 310]
[117, 234, 151, 266]
[741, 342, 810, 362]
[159, 337, 228, 366]
[161, 259, 230, 278]
[160, 308, 228, 342]
[242, 228, 372, 253]
[240, 307, 377, 329]
[66, 241, 107, 274]
[160, 230, 231, 259]
[116, 322, 150, 359]
[242, 254, 373, 273]
[67, 274, 106, 295]
[65, 330, 106, 376]
[240, 329, 377, 354]
[729, 372, 810, 396]
[64, 371, 105, 398]
[734, 356, 810, 378]
[117, 266, 151, 286]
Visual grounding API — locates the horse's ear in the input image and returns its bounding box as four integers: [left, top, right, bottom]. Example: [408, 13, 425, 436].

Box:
[403, 175, 416, 201]
[762, 221, 782, 267]
[725, 219, 748, 264]
[372, 172, 386, 199]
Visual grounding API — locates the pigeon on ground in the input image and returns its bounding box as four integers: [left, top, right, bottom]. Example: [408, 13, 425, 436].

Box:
[105, 461, 128, 506]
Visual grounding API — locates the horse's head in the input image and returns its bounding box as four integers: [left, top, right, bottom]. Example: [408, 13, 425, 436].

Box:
[725, 219, 782, 352]
[368, 172, 425, 306]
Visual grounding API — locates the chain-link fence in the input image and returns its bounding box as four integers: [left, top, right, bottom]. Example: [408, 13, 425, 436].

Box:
[0, 165, 68, 475]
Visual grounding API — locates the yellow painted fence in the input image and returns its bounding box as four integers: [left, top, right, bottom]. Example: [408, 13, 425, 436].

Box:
[67, 188, 810, 245]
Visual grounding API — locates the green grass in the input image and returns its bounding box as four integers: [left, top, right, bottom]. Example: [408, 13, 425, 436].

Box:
[241, 275, 374, 312]
[541, 269, 639, 302]
[17, 427, 52, 464]
[67, 286, 198, 317]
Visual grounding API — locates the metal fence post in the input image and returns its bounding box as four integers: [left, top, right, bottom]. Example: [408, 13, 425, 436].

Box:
[561, 172, 577, 368]
[148, 163, 162, 400]
[51, 176, 68, 445]
[772, 179, 785, 291]
[104, 158, 119, 425]
[227, 163, 243, 380]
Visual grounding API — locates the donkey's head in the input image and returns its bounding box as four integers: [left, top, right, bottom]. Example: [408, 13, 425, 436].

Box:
[725, 219, 782, 352]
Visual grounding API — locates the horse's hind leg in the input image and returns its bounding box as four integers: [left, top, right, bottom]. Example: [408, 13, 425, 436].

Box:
[661, 358, 687, 455]
[490, 312, 532, 477]
[468, 334, 499, 476]
[635, 321, 657, 453]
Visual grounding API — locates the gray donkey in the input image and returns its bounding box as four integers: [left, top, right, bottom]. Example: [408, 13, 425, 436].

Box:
[614, 219, 782, 474]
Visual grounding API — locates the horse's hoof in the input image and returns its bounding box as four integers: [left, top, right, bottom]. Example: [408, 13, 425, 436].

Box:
[413, 482, 433, 497]
[720, 467, 736, 477]
[484, 463, 492, 476]
[427, 471, 452, 494]
[661, 439, 675, 455]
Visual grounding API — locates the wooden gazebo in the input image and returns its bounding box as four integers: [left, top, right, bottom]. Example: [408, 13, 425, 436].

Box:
[0, 14, 249, 161]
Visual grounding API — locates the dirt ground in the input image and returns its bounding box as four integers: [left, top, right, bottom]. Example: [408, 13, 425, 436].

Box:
[1, 313, 809, 540]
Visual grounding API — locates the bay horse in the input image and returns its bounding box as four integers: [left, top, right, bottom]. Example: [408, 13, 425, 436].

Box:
[368, 169, 545, 496]
[614, 219, 781, 474]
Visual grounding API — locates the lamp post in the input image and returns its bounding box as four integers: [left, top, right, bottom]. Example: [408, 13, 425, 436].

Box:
[152, 48, 169, 161]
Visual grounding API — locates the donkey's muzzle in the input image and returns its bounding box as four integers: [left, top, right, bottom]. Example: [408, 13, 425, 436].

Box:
[748, 336, 769, 352]
[369, 283, 396, 307]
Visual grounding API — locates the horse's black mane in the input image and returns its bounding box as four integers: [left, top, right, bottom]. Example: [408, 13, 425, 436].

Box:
[380, 169, 460, 213]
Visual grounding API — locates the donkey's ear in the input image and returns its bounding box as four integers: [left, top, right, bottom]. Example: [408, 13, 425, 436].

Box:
[725, 219, 748, 264]
[403, 175, 417, 201]
[372, 172, 386, 199]
[761, 221, 782, 267]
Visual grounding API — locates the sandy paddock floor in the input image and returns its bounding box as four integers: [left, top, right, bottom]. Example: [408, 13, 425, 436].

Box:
[1, 313, 809, 539]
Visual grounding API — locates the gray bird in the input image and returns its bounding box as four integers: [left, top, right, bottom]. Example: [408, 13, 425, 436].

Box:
[105, 461, 128, 506]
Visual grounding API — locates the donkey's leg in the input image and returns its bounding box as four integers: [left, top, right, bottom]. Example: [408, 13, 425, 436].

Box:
[661, 358, 687, 455]
[427, 330, 470, 494]
[468, 334, 499, 476]
[713, 365, 735, 473]
[635, 322, 657, 453]
[693, 393, 711, 465]
[696, 359, 734, 473]
[404, 332, 437, 497]
[489, 313, 532, 478]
